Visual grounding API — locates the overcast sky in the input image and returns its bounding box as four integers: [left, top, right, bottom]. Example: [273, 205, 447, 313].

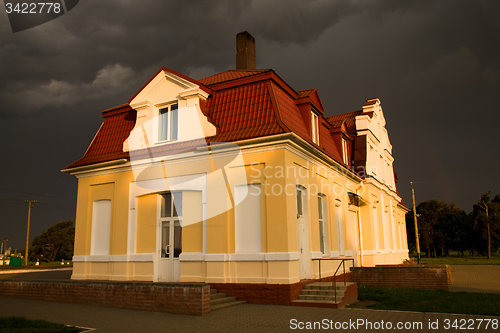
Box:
[1, 0, 499, 250]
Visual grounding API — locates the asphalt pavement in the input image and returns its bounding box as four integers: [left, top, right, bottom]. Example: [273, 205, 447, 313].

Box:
[0, 268, 73, 280]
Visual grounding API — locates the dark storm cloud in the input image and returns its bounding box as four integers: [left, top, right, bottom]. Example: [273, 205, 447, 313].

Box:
[0, 0, 361, 116]
[0, 0, 499, 248]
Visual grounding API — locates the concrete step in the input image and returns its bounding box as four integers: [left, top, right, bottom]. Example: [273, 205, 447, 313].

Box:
[210, 292, 227, 300]
[293, 281, 357, 309]
[301, 289, 345, 296]
[211, 300, 246, 311]
[298, 294, 345, 302]
[209, 288, 246, 311]
[291, 299, 342, 308]
[303, 284, 347, 291]
[210, 296, 238, 306]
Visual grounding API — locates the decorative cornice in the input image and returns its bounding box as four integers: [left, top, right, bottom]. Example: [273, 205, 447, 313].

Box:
[178, 87, 210, 101]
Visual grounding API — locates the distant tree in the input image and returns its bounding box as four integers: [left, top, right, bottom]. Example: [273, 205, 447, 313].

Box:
[415, 200, 447, 257]
[406, 200, 472, 257]
[436, 204, 472, 257]
[405, 211, 417, 254]
[30, 220, 75, 262]
[472, 193, 500, 258]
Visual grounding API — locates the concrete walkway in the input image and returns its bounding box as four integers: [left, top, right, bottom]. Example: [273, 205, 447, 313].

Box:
[449, 265, 500, 294]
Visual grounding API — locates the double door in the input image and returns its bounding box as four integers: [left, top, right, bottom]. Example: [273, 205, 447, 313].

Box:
[160, 219, 182, 282]
[159, 192, 182, 282]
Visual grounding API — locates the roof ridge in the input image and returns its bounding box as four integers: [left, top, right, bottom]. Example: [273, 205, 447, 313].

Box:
[325, 110, 362, 121]
[198, 69, 271, 86]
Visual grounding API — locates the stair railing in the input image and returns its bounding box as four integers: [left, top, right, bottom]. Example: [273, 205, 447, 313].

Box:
[312, 258, 355, 303]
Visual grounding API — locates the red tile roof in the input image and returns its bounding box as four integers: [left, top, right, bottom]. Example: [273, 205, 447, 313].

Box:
[205, 81, 285, 142]
[198, 70, 270, 86]
[319, 118, 344, 163]
[67, 105, 136, 169]
[296, 89, 315, 98]
[272, 83, 310, 139]
[67, 67, 351, 171]
[326, 110, 362, 136]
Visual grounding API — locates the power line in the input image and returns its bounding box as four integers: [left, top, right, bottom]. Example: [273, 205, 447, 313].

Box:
[0, 188, 76, 201]
[37, 202, 76, 212]
[0, 198, 76, 212]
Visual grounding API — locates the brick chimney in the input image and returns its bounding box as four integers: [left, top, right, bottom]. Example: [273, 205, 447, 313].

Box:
[236, 31, 256, 70]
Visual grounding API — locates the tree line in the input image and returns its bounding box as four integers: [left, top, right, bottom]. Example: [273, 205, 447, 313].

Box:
[406, 192, 500, 257]
[29, 220, 74, 262]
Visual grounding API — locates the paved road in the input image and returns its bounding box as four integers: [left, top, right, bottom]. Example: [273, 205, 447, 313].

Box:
[449, 265, 500, 294]
[0, 296, 498, 333]
[0, 268, 72, 281]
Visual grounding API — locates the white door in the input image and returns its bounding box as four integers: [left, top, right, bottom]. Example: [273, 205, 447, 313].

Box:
[347, 210, 359, 266]
[159, 193, 182, 282]
[296, 186, 310, 280]
[335, 201, 345, 256]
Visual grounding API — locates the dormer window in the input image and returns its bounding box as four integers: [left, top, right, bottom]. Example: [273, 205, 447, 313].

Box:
[311, 111, 319, 144]
[159, 103, 178, 142]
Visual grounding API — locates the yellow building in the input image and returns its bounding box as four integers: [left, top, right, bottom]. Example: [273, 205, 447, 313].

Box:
[64, 33, 409, 294]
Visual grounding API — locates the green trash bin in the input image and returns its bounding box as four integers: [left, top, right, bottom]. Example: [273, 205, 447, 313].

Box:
[9, 257, 22, 267]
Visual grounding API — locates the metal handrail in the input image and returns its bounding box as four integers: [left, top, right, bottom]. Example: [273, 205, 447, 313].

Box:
[312, 258, 355, 303]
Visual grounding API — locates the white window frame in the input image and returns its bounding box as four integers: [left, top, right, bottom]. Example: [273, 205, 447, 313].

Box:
[160, 192, 183, 259]
[342, 138, 349, 164]
[158, 103, 179, 142]
[335, 199, 345, 256]
[234, 184, 262, 253]
[90, 199, 111, 256]
[372, 205, 380, 251]
[311, 111, 319, 144]
[318, 194, 329, 255]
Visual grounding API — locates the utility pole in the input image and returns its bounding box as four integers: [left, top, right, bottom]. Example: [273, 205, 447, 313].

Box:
[2, 238, 8, 266]
[24, 200, 37, 266]
[479, 200, 491, 259]
[410, 182, 421, 264]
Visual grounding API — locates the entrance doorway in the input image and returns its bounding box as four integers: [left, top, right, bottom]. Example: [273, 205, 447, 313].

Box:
[296, 185, 310, 280]
[159, 192, 182, 282]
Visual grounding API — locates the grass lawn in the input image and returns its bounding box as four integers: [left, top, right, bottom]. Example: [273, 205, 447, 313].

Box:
[0, 317, 83, 332]
[410, 252, 500, 265]
[356, 285, 500, 316]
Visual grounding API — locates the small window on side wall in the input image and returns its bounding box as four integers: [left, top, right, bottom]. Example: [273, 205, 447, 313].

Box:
[318, 194, 329, 255]
[311, 111, 319, 144]
[234, 184, 262, 253]
[296, 186, 304, 217]
[342, 138, 349, 164]
[159, 103, 178, 142]
[90, 199, 111, 256]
